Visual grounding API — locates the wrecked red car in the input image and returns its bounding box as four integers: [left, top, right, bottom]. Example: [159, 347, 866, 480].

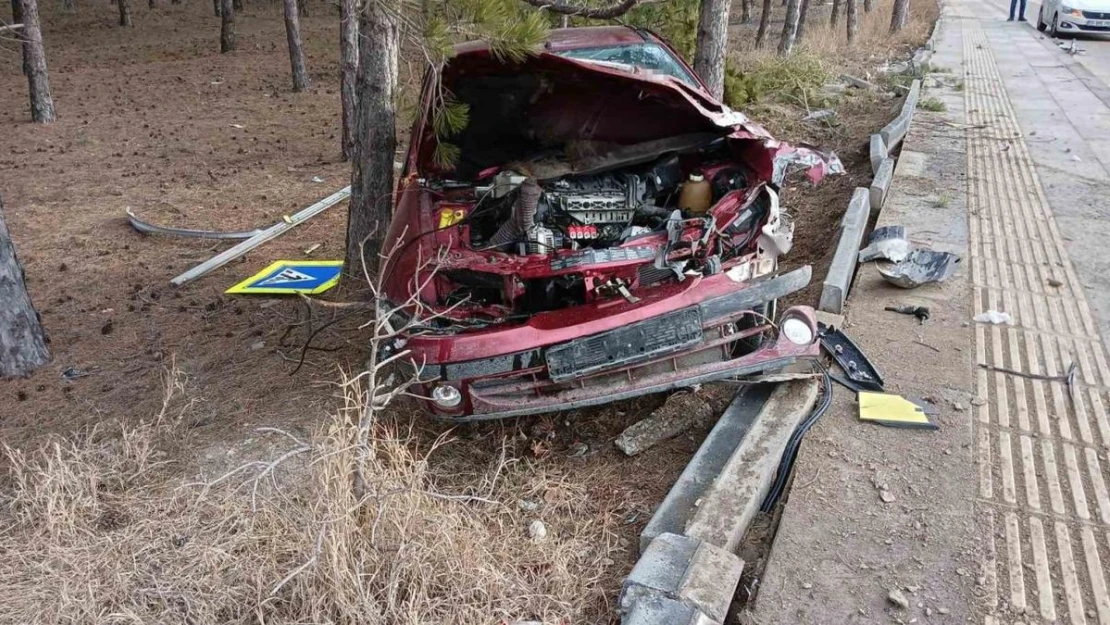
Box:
[381, 26, 841, 421]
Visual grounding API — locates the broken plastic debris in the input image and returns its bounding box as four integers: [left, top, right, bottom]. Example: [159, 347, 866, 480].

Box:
[974, 310, 1013, 325]
[803, 109, 836, 121]
[857, 225, 960, 288]
[858, 225, 912, 263]
[771, 144, 845, 185]
[876, 249, 961, 289]
[858, 391, 938, 430]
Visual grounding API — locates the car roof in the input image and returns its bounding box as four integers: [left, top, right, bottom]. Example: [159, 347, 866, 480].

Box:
[452, 25, 655, 56]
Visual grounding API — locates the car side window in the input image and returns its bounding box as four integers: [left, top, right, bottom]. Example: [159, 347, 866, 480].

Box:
[557, 43, 699, 88]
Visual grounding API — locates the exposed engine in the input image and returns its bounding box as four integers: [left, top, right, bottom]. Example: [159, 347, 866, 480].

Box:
[471, 155, 699, 254]
[425, 149, 791, 319]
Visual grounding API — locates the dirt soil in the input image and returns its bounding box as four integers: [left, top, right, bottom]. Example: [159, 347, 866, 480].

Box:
[1, 1, 927, 621]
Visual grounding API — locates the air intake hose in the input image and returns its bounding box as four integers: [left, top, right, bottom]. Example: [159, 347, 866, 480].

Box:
[489, 177, 541, 249]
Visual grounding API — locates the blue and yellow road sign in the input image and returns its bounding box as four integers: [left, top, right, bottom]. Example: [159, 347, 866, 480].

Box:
[225, 260, 343, 295]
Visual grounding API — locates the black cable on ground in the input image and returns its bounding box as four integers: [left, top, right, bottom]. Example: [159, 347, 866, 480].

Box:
[759, 361, 834, 513]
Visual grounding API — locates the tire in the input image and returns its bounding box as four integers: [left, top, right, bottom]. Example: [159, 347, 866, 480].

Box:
[1037, 7, 1047, 31]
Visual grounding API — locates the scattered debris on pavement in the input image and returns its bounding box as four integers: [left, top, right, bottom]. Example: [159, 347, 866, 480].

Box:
[819, 325, 885, 391]
[858, 225, 911, 263]
[876, 249, 961, 288]
[858, 391, 938, 430]
[884, 304, 930, 323]
[614, 390, 713, 456]
[973, 310, 1012, 325]
[857, 225, 961, 288]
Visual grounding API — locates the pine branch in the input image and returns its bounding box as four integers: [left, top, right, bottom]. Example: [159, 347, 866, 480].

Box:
[519, 0, 642, 18]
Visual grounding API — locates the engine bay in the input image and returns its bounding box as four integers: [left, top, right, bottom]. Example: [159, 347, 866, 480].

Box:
[412, 141, 794, 325]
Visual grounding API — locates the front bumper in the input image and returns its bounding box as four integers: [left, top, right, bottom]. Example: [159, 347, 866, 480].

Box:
[408, 266, 819, 421]
[1059, 14, 1110, 31]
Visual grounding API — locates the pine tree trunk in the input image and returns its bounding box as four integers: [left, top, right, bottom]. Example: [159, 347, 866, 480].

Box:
[11, 0, 30, 76]
[220, 0, 236, 52]
[213, 0, 220, 16]
[890, 0, 909, 32]
[797, 0, 811, 41]
[693, 0, 730, 100]
[297, 0, 308, 17]
[346, 0, 398, 277]
[863, 0, 873, 12]
[778, 0, 801, 54]
[283, 0, 309, 91]
[830, 0, 841, 25]
[741, 0, 752, 23]
[118, 0, 132, 26]
[22, 0, 55, 123]
[0, 195, 50, 378]
[846, 0, 859, 44]
[755, 0, 774, 48]
[148, 0, 154, 9]
[339, 0, 358, 161]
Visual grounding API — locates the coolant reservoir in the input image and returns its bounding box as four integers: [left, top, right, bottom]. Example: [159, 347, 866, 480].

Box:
[679, 173, 712, 214]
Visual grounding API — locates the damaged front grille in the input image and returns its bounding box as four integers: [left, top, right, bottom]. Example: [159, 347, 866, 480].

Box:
[545, 306, 703, 382]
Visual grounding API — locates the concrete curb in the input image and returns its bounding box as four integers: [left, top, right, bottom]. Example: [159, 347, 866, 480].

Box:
[620, 533, 744, 625]
[818, 188, 870, 314]
[683, 379, 820, 552]
[869, 133, 888, 175]
[879, 79, 921, 153]
[869, 157, 896, 217]
[639, 385, 774, 554]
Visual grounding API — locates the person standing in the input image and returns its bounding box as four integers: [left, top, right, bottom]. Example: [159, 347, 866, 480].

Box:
[1008, 0, 1027, 21]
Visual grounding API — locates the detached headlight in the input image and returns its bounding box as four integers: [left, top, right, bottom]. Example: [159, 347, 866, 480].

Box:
[431, 384, 462, 408]
[781, 316, 816, 345]
[1063, 5, 1083, 16]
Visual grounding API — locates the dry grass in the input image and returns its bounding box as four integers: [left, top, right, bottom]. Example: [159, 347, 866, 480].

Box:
[725, 0, 940, 108]
[795, 0, 939, 60]
[0, 366, 621, 625]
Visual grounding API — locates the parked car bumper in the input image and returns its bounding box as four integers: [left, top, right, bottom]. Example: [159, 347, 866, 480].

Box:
[1058, 14, 1110, 32]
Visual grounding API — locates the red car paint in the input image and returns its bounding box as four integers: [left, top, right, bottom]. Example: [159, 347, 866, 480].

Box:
[381, 26, 839, 421]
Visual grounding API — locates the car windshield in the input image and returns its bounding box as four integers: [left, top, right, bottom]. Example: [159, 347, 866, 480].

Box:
[556, 43, 699, 88]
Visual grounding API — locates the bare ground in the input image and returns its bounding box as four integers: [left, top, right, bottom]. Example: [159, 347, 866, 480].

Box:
[0, 0, 936, 622]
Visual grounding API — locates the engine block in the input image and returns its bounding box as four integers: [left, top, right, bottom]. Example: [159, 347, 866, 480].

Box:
[544, 174, 640, 225]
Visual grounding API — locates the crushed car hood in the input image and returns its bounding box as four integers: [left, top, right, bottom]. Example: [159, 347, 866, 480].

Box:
[416, 50, 842, 185]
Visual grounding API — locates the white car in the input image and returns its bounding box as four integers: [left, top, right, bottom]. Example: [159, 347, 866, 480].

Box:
[1038, 0, 1110, 36]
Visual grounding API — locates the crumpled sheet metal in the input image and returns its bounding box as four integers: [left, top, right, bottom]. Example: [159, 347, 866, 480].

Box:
[770, 144, 846, 186]
[876, 249, 961, 289]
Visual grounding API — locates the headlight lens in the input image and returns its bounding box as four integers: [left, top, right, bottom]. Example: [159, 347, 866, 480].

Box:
[1063, 5, 1082, 15]
[781, 317, 816, 345]
[431, 384, 462, 408]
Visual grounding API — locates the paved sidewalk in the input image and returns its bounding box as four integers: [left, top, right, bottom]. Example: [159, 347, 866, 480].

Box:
[749, 2, 1110, 624]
